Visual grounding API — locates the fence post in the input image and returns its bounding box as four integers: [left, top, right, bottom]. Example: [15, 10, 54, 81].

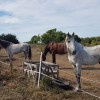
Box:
[37, 52, 42, 88]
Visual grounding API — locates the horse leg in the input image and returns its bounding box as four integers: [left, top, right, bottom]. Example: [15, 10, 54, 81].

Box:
[9, 55, 13, 75]
[10, 59, 13, 75]
[72, 64, 81, 92]
[6, 49, 13, 75]
[24, 51, 27, 61]
[52, 52, 56, 64]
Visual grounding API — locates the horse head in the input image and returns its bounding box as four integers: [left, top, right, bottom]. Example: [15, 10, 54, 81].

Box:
[42, 53, 46, 61]
[42, 44, 51, 61]
[65, 32, 76, 55]
[0, 45, 2, 50]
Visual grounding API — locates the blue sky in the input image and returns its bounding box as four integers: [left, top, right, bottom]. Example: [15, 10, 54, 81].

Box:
[0, 0, 100, 42]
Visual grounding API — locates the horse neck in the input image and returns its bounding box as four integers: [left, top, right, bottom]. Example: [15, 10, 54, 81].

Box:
[67, 41, 83, 55]
[43, 45, 49, 56]
[0, 40, 11, 49]
[75, 41, 83, 50]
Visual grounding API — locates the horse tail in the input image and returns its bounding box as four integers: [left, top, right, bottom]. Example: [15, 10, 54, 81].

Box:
[28, 45, 32, 60]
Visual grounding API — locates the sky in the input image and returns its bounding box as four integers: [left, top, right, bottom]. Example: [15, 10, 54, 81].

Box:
[0, 0, 100, 42]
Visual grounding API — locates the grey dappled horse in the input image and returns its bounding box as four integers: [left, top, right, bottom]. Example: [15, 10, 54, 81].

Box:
[65, 33, 100, 92]
[0, 39, 32, 73]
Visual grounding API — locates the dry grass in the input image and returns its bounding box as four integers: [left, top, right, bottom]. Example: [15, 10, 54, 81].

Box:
[0, 44, 100, 100]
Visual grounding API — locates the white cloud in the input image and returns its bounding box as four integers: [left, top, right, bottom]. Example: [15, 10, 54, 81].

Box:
[0, 16, 21, 24]
[0, 0, 100, 42]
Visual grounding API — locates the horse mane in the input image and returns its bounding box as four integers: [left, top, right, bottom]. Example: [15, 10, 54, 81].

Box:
[49, 42, 55, 46]
[75, 41, 84, 49]
[0, 39, 12, 49]
[43, 45, 49, 55]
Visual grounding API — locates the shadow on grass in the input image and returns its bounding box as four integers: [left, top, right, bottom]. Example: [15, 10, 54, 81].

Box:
[40, 77, 73, 92]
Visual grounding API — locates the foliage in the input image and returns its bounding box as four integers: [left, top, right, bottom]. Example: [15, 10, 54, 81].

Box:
[29, 35, 41, 44]
[1, 30, 99, 46]
[0, 33, 19, 43]
[30, 29, 81, 44]
[81, 36, 100, 46]
[73, 32, 81, 43]
[41, 28, 66, 44]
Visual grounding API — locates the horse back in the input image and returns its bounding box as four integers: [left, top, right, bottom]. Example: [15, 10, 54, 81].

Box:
[49, 42, 67, 54]
[84, 45, 100, 56]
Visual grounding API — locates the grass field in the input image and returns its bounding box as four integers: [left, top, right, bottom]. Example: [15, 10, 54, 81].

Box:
[0, 44, 100, 100]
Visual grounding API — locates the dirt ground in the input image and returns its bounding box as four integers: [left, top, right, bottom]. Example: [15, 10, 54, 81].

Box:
[0, 44, 100, 100]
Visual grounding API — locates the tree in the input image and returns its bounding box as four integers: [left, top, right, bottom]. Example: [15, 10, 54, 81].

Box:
[30, 35, 41, 44]
[73, 32, 81, 43]
[0, 33, 19, 43]
[41, 28, 66, 44]
[80, 36, 100, 46]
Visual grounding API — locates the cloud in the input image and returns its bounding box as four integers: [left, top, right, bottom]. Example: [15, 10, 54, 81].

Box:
[0, 11, 11, 17]
[0, 0, 100, 42]
[0, 16, 21, 24]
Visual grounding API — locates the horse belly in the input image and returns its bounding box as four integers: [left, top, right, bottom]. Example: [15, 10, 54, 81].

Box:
[83, 56, 99, 65]
[11, 47, 23, 54]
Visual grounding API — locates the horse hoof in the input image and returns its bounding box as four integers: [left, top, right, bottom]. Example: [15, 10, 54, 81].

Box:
[75, 87, 81, 92]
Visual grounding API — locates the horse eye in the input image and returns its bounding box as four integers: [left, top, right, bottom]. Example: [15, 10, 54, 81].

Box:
[68, 40, 70, 43]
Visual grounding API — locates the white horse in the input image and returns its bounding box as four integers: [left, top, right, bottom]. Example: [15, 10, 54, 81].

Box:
[0, 39, 32, 73]
[65, 33, 100, 92]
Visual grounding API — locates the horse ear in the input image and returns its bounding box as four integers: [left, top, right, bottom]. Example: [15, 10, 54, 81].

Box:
[67, 32, 70, 37]
[72, 32, 75, 36]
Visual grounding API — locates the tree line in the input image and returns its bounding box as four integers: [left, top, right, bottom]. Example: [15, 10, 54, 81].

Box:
[0, 29, 100, 46]
[81, 37, 100, 46]
[0, 33, 19, 43]
[29, 28, 100, 46]
[29, 29, 81, 44]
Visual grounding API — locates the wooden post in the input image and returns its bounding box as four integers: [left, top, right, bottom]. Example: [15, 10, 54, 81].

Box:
[37, 52, 42, 88]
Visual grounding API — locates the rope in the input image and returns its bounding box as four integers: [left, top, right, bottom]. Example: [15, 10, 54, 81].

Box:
[24, 66, 100, 99]
[0, 45, 8, 57]
[24, 68, 68, 85]
[0, 58, 100, 84]
[1, 59, 100, 84]
[81, 90, 100, 99]
[0, 60, 22, 70]
[81, 77, 100, 84]
[59, 68, 100, 84]
[14, 56, 23, 60]
[2, 53, 100, 85]
[0, 61, 9, 66]
[0, 59, 99, 84]
[24, 68, 100, 99]
[0, 59, 100, 99]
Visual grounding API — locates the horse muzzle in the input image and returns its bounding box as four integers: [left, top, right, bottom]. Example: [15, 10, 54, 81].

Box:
[42, 54, 46, 61]
[72, 50, 77, 55]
